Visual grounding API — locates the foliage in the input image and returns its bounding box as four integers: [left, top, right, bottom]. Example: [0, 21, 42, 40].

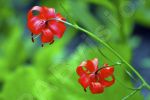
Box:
[0, 0, 150, 100]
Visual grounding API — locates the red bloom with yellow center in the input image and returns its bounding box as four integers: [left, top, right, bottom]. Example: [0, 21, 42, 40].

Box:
[76, 58, 115, 94]
[27, 6, 66, 45]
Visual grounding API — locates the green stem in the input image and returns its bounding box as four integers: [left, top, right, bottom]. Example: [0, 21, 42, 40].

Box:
[121, 84, 144, 100]
[56, 19, 150, 90]
[116, 77, 142, 91]
[115, 1, 126, 42]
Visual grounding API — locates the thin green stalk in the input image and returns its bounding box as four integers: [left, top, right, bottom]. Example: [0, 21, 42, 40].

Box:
[55, 19, 150, 90]
[121, 84, 144, 100]
[116, 2, 126, 42]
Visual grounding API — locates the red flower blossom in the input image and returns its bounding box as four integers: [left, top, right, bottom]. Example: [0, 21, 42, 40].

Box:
[27, 6, 66, 45]
[76, 58, 115, 94]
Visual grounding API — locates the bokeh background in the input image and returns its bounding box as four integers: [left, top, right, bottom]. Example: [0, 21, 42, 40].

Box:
[0, 0, 150, 100]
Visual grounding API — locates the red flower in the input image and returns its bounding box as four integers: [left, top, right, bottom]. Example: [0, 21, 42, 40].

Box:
[76, 58, 115, 94]
[27, 6, 66, 45]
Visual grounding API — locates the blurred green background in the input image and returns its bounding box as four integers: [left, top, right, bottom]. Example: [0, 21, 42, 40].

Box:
[0, 0, 150, 100]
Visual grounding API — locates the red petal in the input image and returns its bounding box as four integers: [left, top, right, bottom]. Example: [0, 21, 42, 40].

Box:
[27, 6, 43, 20]
[85, 59, 98, 73]
[98, 67, 114, 78]
[42, 6, 56, 19]
[56, 13, 66, 20]
[89, 74, 97, 82]
[41, 28, 54, 43]
[80, 61, 87, 66]
[103, 63, 109, 67]
[78, 75, 90, 89]
[89, 82, 104, 94]
[99, 75, 115, 87]
[92, 58, 98, 67]
[48, 20, 66, 38]
[76, 66, 87, 76]
[27, 17, 45, 34]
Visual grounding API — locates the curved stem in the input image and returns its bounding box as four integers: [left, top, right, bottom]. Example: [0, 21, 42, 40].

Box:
[116, 77, 142, 91]
[55, 19, 150, 90]
[121, 84, 144, 100]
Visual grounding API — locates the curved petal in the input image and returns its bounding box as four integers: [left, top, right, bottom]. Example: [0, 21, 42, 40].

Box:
[89, 82, 104, 94]
[27, 17, 45, 34]
[56, 13, 66, 20]
[85, 60, 98, 73]
[92, 58, 98, 67]
[78, 75, 90, 89]
[80, 61, 87, 66]
[27, 6, 43, 20]
[99, 75, 115, 87]
[41, 28, 54, 43]
[103, 63, 109, 67]
[76, 66, 87, 76]
[98, 67, 114, 78]
[42, 6, 56, 19]
[48, 20, 66, 38]
[89, 74, 97, 82]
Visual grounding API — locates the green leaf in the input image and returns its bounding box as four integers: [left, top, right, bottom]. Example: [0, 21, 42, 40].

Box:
[2, 67, 39, 100]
